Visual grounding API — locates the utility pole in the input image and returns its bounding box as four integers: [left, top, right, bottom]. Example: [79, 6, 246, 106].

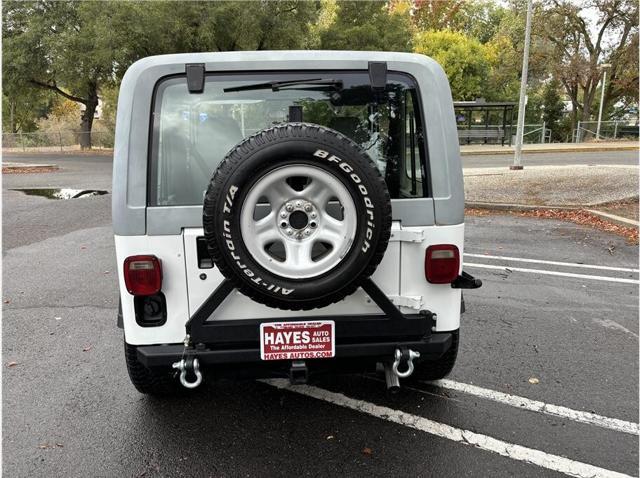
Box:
[511, 0, 533, 170]
[596, 63, 611, 140]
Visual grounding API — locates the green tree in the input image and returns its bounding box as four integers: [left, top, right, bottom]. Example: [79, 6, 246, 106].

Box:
[319, 1, 412, 51]
[4, 1, 138, 148]
[3, 1, 320, 148]
[540, 79, 565, 141]
[537, 0, 638, 128]
[2, 86, 53, 134]
[413, 30, 493, 100]
[413, 0, 507, 44]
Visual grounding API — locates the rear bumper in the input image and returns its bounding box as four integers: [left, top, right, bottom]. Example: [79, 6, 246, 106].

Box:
[136, 326, 453, 378]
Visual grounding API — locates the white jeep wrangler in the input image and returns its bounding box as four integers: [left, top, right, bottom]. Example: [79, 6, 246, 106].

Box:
[113, 51, 481, 395]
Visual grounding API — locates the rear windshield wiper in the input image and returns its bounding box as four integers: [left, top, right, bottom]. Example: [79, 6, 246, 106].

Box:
[223, 78, 343, 93]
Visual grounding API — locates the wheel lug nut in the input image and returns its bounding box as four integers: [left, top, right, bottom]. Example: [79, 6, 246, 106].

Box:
[286, 228, 293, 235]
[310, 212, 317, 218]
[285, 203, 294, 212]
[295, 201, 302, 208]
[304, 229, 311, 236]
[304, 204, 312, 212]
[280, 211, 287, 218]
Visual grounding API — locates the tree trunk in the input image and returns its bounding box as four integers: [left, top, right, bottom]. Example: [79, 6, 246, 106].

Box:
[79, 85, 98, 150]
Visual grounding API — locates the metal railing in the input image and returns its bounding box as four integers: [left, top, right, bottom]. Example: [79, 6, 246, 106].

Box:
[573, 120, 639, 143]
[2, 131, 114, 152]
[521, 122, 551, 144]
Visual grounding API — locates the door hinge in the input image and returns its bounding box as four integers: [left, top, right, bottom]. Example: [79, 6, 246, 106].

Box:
[389, 229, 424, 243]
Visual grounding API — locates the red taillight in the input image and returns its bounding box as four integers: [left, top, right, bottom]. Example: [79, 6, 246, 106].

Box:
[123, 255, 162, 296]
[425, 245, 460, 284]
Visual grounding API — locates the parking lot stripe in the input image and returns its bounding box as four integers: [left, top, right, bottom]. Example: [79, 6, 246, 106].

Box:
[425, 379, 639, 436]
[263, 380, 634, 478]
[464, 253, 640, 273]
[465, 263, 640, 284]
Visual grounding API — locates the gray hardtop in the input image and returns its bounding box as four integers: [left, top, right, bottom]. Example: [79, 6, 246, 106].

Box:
[112, 50, 463, 236]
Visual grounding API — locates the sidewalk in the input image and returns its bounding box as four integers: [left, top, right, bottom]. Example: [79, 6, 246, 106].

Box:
[460, 141, 639, 155]
[464, 164, 639, 227]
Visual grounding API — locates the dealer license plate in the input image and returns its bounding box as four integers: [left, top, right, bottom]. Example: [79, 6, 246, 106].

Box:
[260, 320, 335, 361]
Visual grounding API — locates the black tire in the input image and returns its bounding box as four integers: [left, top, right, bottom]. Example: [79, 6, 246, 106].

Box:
[124, 341, 181, 396]
[407, 330, 459, 382]
[203, 123, 392, 310]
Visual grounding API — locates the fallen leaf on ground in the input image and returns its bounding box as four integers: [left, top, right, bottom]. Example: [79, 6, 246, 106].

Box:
[465, 208, 639, 244]
[528, 377, 540, 384]
[362, 447, 373, 455]
[7, 361, 18, 367]
[82, 345, 92, 352]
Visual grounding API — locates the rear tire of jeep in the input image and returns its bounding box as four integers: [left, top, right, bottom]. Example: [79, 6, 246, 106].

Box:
[203, 123, 392, 310]
[406, 330, 459, 382]
[124, 342, 182, 396]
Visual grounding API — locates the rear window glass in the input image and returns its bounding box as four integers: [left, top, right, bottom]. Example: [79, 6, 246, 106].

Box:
[149, 71, 428, 206]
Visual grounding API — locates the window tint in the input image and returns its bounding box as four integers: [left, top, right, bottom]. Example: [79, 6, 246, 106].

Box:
[149, 72, 428, 206]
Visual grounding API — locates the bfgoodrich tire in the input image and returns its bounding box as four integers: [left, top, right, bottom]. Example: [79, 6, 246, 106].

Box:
[124, 342, 182, 396]
[203, 123, 391, 310]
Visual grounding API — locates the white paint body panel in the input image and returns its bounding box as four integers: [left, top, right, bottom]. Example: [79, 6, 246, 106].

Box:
[116, 223, 463, 345]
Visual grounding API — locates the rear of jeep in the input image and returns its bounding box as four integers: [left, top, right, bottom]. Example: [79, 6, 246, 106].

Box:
[113, 51, 480, 395]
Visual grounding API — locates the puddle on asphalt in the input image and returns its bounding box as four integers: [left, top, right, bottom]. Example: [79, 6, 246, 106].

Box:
[11, 188, 109, 200]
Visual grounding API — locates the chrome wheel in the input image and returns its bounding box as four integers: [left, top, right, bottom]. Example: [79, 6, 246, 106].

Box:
[240, 165, 357, 279]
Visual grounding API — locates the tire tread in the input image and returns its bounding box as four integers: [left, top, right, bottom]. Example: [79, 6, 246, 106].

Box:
[203, 123, 392, 310]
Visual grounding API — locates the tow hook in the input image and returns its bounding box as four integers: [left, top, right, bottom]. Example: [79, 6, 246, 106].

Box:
[172, 356, 203, 389]
[392, 348, 420, 379]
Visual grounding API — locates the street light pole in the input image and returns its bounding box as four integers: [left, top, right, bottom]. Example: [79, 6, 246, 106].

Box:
[511, 0, 533, 171]
[596, 63, 611, 140]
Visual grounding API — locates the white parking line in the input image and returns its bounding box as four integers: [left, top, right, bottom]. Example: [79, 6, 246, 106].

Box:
[465, 263, 640, 284]
[425, 379, 639, 436]
[262, 380, 634, 478]
[464, 253, 640, 273]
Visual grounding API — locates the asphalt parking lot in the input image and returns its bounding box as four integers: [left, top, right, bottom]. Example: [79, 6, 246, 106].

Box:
[3, 153, 638, 477]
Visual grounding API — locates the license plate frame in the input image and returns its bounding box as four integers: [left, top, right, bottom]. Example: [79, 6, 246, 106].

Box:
[260, 320, 335, 361]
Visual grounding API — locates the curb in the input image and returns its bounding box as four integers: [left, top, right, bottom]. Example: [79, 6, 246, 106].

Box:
[2, 164, 59, 173]
[585, 209, 639, 228]
[466, 202, 639, 228]
[460, 145, 639, 156]
[466, 201, 577, 211]
[2, 149, 114, 156]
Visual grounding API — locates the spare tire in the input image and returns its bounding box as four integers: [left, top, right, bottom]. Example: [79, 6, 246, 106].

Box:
[203, 123, 391, 310]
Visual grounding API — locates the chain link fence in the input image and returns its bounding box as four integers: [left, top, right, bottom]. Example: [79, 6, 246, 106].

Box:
[2, 130, 114, 153]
